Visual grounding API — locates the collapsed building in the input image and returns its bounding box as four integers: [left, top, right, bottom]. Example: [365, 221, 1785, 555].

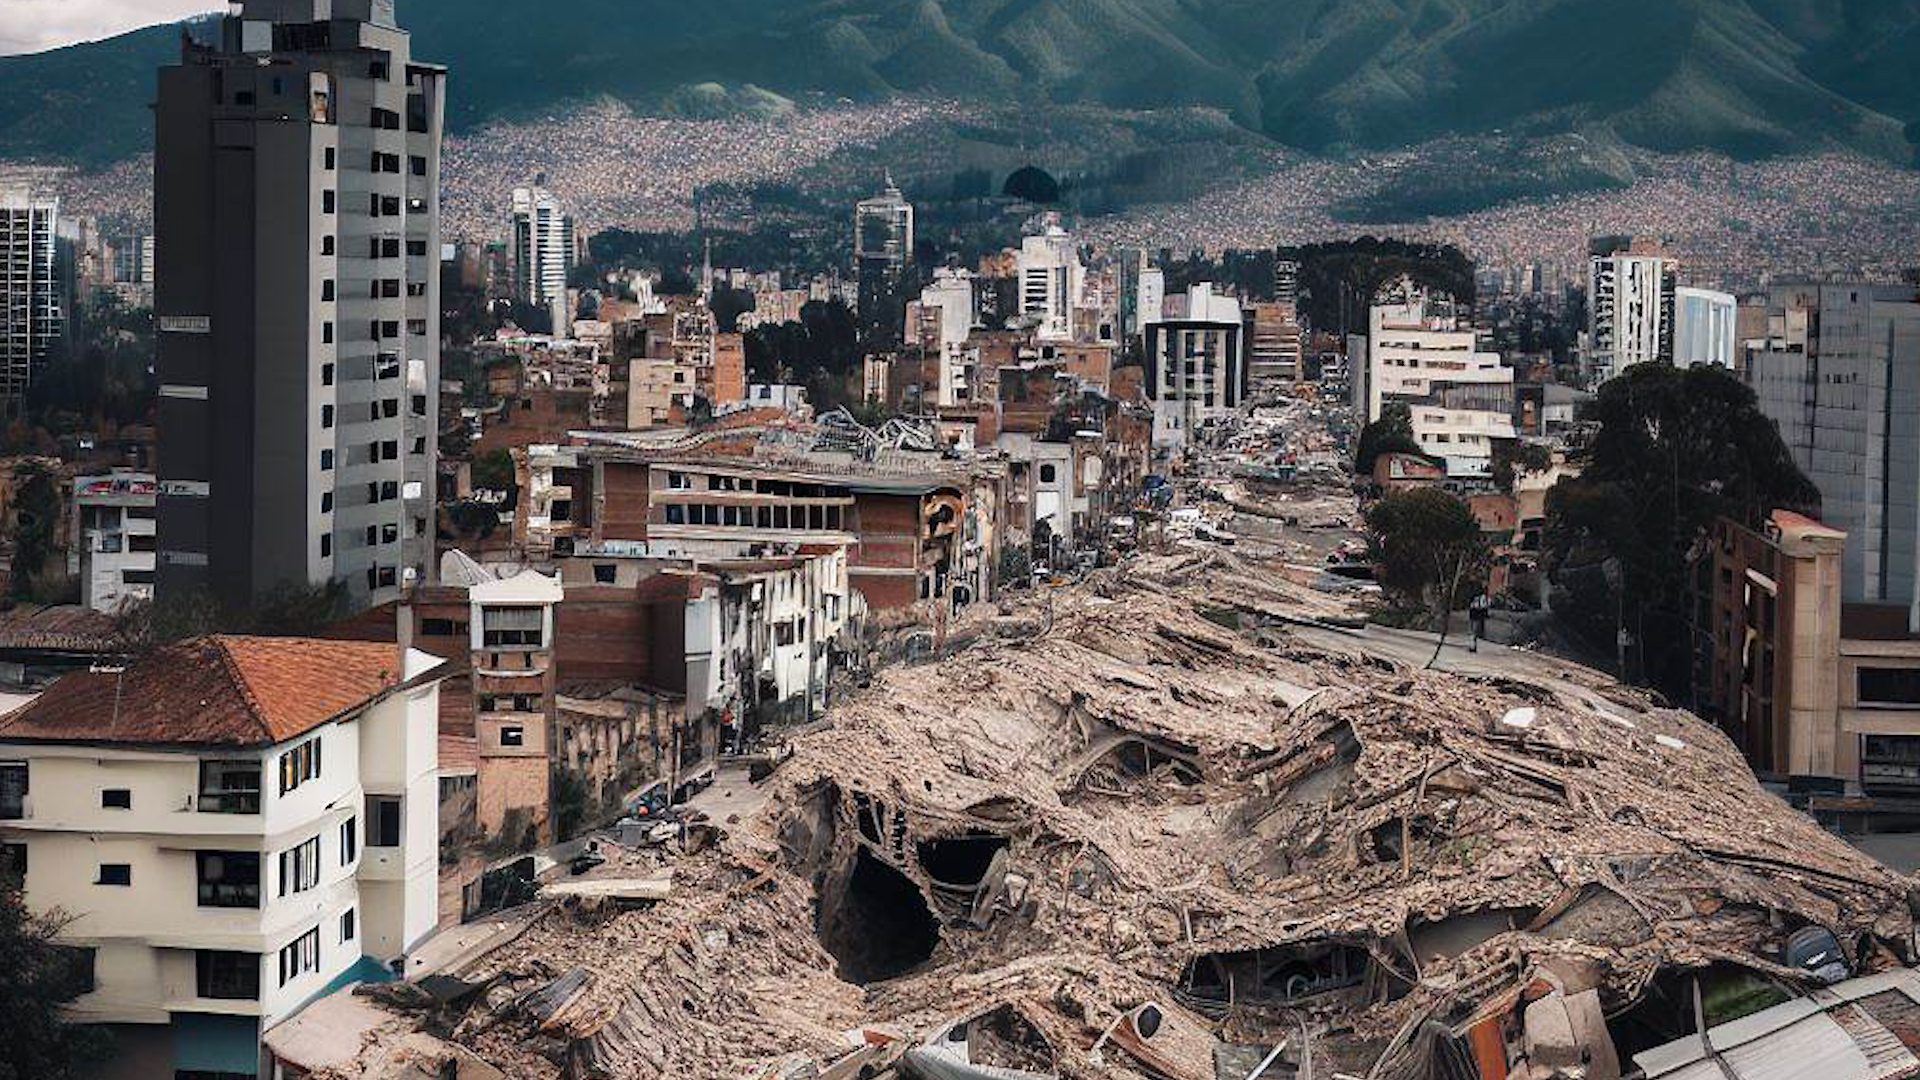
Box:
[313, 551, 1920, 1080]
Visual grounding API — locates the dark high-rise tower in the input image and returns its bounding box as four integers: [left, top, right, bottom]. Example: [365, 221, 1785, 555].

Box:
[154, 0, 444, 612]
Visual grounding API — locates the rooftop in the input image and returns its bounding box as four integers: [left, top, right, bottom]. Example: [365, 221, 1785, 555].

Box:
[0, 636, 420, 748]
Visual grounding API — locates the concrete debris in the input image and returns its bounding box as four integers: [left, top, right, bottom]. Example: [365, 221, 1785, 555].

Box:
[327, 547, 1920, 1080]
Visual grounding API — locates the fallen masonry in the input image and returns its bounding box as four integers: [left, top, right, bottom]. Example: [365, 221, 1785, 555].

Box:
[326, 551, 1920, 1080]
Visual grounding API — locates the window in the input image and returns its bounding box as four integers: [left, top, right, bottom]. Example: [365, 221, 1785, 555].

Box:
[409, 155, 426, 176]
[321, 404, 334, 429]
[277, 836, 321, 897]
[500, 726, 525, 748]
[321, 491, 332, 514]
[320, 533, 331, 558]
[371, 151, 399, 173]
[97, 863, 131, 886]
[278, 737, 321, 795]
[320, 234, 334, 256]
[0, 762, 24, 820]
[197, 951, 260, 1001]
[278, 927, 320, 987]
[322, 362, 334, 386]
[665, 505, 685, 525]
[101, 789, 131, 810]
[1039, 464, 1057, 484]
[420, 618, 467, 637]
[322, 321, 333, 345]
[197, 761, 260, 814]
[340, 908, 356, 944]
[321, 279, 334, 302]
[407, 240, 428, 257]
[1860, 667, 1920, 706]
[481, 606, 543, 648]
[370, 106, 400, 129]
[593, 564, 617, 584]
[196, 851, 260, 908]
[320, 449, 333, 471]
[339, 817, 357, 866]
[2, 841, 25, 882]
[321, 189, 335, 214]
[367, 796, 401, 847]
[323, 146, 335, 171]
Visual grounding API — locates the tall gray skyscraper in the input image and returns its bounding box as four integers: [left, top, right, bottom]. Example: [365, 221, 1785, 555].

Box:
[154, 0, 444, 612]
[1744, 283, 1920, 623]
[854, 175, 913, 346]
[511, 183, 573, 312]
[0, 187, 62, 410]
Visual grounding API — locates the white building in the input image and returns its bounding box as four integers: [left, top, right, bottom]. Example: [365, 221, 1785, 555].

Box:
[1357, 299, 1515, 478]
[511, 184, 575, 320]
[1143, 284, 1247, 449]
[1674, 286, 1738, 368]
[1588, 249, 1675, 381]
[0, 187, 61, 408]
[70, 472, 158, 614]
[915, 268, 977, 406]
[1017, 227, 1084, 342]
[0, 636, 445, 1078]
[746, 384, 809, 412]
[1138, 267, 1166, 332]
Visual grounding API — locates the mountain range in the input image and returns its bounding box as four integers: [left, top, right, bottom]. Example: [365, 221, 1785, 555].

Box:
[1, 0, 1916, 170]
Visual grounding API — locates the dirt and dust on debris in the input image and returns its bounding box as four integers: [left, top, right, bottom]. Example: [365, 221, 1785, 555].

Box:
[326, 402, 1920, 1079]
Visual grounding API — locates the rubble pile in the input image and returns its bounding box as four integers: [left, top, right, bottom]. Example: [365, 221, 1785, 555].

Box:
[330, 551, 1919, 1080]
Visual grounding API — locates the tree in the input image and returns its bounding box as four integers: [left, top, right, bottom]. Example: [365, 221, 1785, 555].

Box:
[8, 463, 58, 600]
[471, 448, 515, 493]
[1354, 403, 1425, 475]
[0, 881, 110, 1079]
[1003, 165, 1062, 204]
[1365, 488, 1488, 624]
[1542, 363, 1818, 698]
[1491, 441, 1554, 493]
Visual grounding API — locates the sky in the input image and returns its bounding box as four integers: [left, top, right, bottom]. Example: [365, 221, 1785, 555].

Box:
[0, 0, 214, 56]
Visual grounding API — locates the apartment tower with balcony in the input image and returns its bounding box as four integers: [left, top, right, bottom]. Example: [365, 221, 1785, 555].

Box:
[153, 0, 444, 614]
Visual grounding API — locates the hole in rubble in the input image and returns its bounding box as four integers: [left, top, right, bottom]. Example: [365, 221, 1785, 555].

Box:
[1606, 964, 1792, 1063]
[933, 1005, 1056, 1072]
[1178, 940, 1376, 1012]
[917, 833, 1008, 888]
[817, 849, 939, 984]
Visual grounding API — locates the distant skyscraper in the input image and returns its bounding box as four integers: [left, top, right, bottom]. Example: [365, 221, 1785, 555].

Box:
[1744, 283, 1920, 623]
[1587, 240, 1676, 380]
[1017, 226, 1084, 342]
[511, 183, 574, 315]
[0, 187, 62, 409]
[1273, 258, 1300, 305]
[854, 175, 914, 347]
[1673, 286, 1738, 368]
[153, 0, 445, 612]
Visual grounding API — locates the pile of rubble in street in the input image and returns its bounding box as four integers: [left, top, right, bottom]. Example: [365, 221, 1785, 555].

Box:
[323, 548, 1920, 1080]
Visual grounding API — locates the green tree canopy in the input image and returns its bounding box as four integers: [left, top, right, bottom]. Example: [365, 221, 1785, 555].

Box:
[1542, 363, 1819, 697]
[1002, 165, 1062, 204]
[1365, 487, 1488, 619]
[0, 880, 110, 1079]
[1355, 402, 1426, 475]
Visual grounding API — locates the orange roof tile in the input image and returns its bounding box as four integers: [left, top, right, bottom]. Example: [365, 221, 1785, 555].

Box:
[0, 635, 406, 748]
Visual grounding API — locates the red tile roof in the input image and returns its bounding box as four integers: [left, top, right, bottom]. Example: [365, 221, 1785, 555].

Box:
[0, 635, 406, 748]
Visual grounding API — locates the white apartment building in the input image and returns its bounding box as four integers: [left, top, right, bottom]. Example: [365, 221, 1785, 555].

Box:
[1143, 284, 1248, 450]
[684, 549, 853, 735]
[70, 472, 158, 614]
[1674, 286, 1737, 368]
[511, 184, 575, 318]
[1588, 249, 1675, 381]
[915, 268, 977, 406]
[1017, 227, 1084, 342]
[0, 187, 62, 407]
[1357, 299, 1515, 478]
[0, 636, 444, 1080]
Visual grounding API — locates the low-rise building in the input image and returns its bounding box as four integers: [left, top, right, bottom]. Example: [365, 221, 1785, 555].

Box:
[70, 471, 157, 614]
[1696, 510, 1920, 786]
[0, 636, 445, 1077]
